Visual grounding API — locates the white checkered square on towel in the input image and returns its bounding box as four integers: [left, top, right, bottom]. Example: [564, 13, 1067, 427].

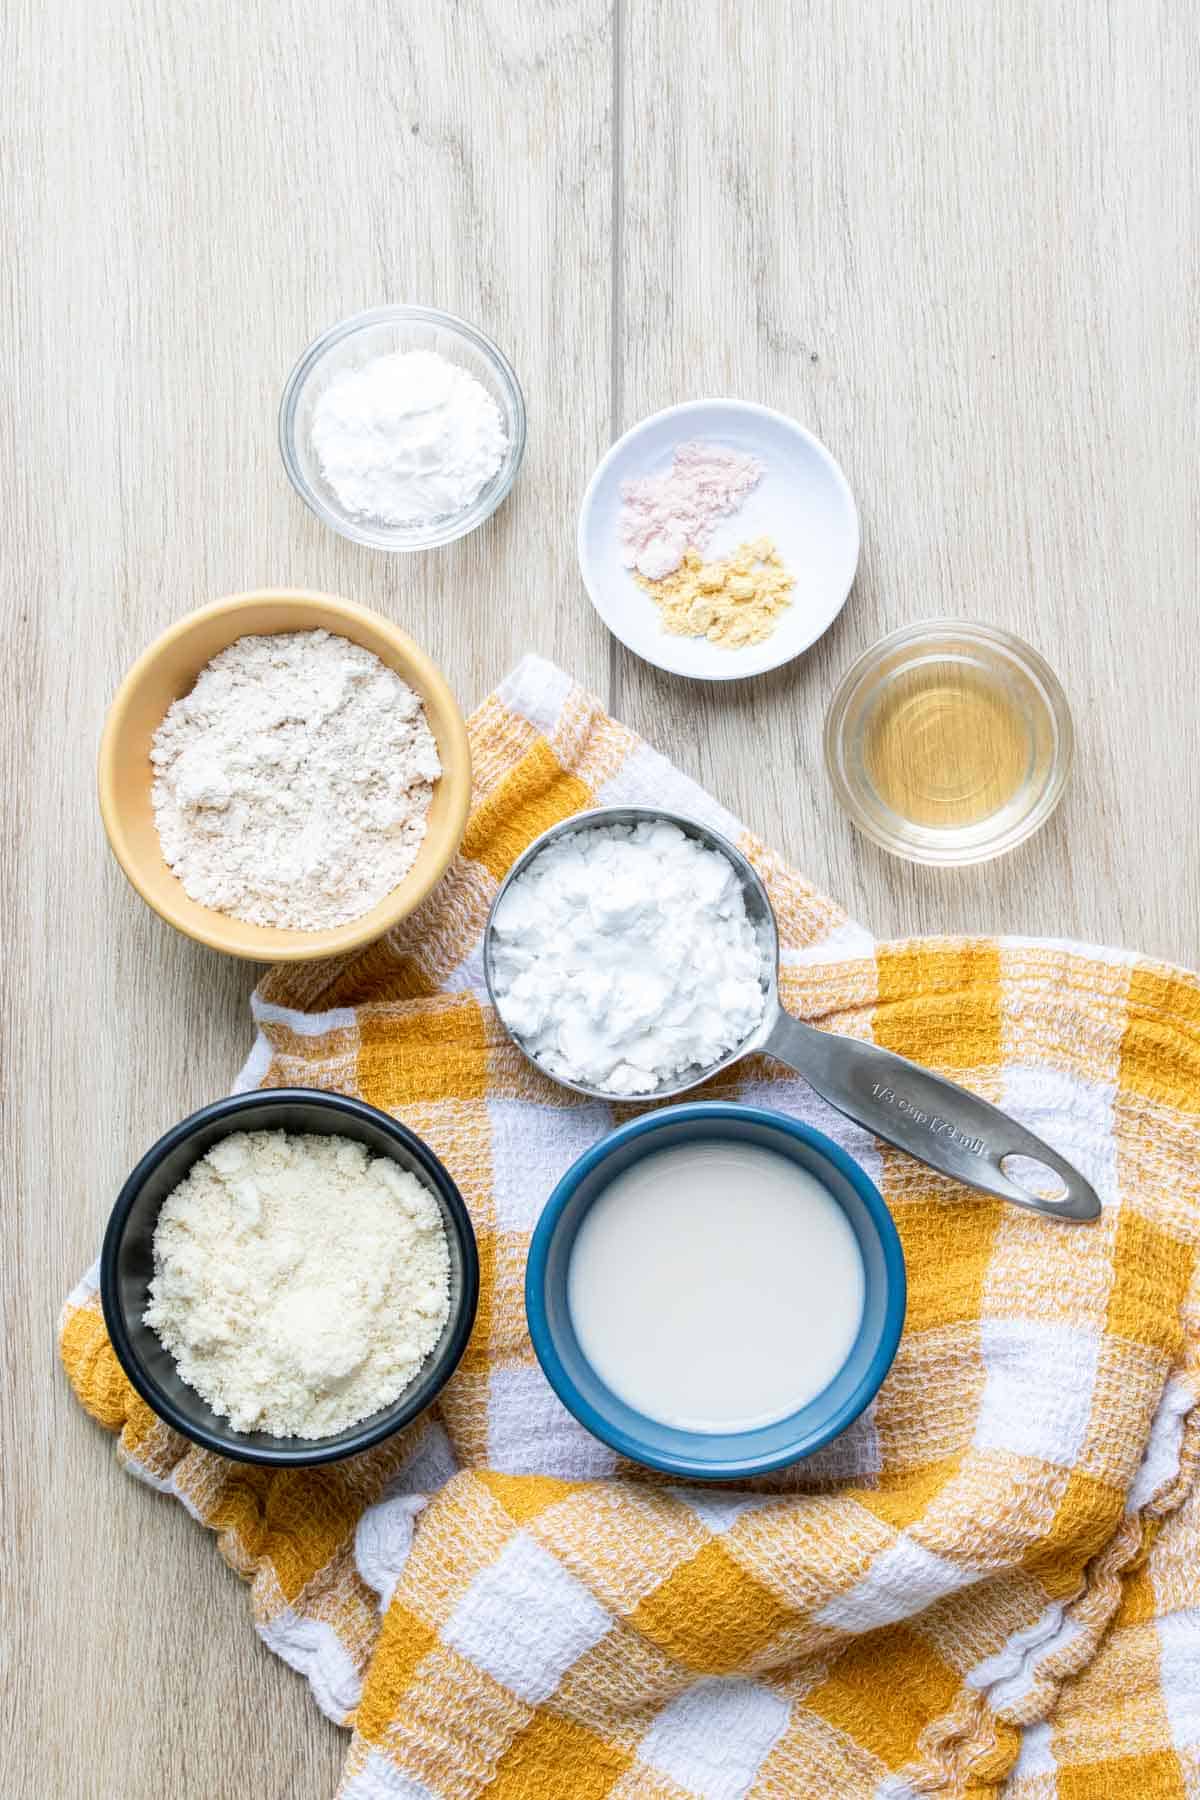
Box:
[874, 1778, 921, 1800]
[785, 1402, 882, 1486]
[340, 1751, 440, 1799]
[638, 1677, 790, 1800]
[1000, 1063, 1120, 1212]
[782, 919, 877, 966]
[487, 1097, 613, 1231]
[1130, 1372, 1195, 1511]
[497, 657, 575, 738]
[1010, 1721, 1055, 1778]
[678, 1492, 776, 1536]
[974, 1319, 1101, 1465]
[486, 1363, 617, 1478]
[442, 1531, 611, 1704]
[596, 740, 744, 843]
[441, 941, 487, 994]
[1157, 1610, 1200, 1750]
[733, 1073, 887, 1190]
[816, 1536, 975, 1630]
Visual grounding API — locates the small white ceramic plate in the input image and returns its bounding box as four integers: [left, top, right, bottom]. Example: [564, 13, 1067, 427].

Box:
[578, 400, 860, 681]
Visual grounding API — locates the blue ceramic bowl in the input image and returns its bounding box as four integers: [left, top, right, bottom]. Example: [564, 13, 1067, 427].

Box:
[526, 1103, 905, 1479]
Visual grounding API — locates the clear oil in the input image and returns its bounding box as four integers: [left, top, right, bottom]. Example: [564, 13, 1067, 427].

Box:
[862, 659, 1031, 829]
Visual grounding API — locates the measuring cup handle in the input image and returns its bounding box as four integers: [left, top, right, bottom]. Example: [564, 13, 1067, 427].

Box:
[763, 1010, 1100, 1222]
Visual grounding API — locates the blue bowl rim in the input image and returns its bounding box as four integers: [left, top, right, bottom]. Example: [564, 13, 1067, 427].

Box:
[525, 1101, 907, 1479]
[100, 1087, 480, 1467]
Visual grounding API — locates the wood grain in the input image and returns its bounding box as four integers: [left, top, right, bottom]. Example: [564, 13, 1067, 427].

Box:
[3, 1, 1196, 1795]
[616, 0, 1200, 957]
[1, 0, 609, 1793]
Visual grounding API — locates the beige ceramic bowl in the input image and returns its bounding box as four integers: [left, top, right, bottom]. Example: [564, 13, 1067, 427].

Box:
[98, 589, 471, 961]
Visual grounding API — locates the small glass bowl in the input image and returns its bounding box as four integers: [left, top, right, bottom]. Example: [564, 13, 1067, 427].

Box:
[279, 304, 526, 551]
[824, 620, 1074, 866]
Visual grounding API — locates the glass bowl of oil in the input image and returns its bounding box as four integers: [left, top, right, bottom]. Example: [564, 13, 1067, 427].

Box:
[824, 621, 1074, 866]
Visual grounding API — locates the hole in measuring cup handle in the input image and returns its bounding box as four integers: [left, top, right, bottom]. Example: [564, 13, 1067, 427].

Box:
[1000, 1153, 1070, 1205]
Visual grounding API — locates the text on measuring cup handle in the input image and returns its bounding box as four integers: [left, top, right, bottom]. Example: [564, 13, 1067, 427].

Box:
[870, 1083, 987, 1157]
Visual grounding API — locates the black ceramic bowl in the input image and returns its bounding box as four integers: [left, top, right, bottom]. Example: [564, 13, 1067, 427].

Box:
[100, 1088, 479, 1466]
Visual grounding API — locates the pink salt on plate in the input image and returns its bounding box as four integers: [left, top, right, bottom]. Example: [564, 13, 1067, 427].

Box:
[619, 440, 764, 579]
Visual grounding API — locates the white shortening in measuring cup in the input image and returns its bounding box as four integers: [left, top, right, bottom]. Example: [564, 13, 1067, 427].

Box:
[486, 815, 768, 1095]
[482, 807, 1101, 1223]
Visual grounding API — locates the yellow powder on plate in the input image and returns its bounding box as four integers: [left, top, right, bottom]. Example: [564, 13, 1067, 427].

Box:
[635, 538, 795, 649]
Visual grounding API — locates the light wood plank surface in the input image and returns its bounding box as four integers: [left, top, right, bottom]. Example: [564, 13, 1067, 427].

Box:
[3, 2, 1196, 1794]
[617, 0, 1199, 956]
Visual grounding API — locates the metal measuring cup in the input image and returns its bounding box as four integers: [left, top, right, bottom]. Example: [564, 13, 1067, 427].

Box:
[482, 807, 1100, 1223]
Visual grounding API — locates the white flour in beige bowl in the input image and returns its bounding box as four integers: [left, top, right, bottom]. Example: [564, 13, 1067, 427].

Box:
[150, 629, 441, 931]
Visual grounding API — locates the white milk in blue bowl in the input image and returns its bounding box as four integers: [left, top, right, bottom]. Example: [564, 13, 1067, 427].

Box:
[566, 1140, 866, 1432]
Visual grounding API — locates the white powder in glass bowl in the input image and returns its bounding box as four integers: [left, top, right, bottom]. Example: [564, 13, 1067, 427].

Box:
[310, 348, 508, 526]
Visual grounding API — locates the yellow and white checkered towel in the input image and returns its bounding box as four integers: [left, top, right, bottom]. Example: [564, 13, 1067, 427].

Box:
[62, 656, 1200, 1798]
